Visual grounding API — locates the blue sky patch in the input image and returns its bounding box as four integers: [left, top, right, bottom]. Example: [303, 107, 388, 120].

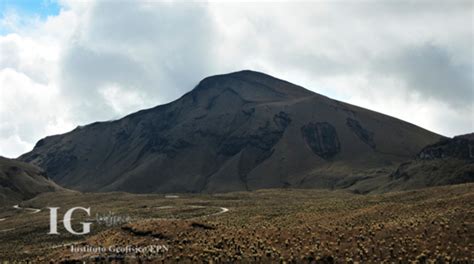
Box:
[0, 0, 60, 34]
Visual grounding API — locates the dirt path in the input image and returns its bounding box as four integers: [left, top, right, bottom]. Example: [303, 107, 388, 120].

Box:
[13, 204, 42, 214]
[0, 204, 42, 232]
[156, 205, 230, 218]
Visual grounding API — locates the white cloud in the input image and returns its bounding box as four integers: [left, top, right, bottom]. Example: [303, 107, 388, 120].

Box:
[99, 83, 148, 116]
[0, 134, 31, 158]
[0, 68, 74, 157]
[0, 0, 472, 158]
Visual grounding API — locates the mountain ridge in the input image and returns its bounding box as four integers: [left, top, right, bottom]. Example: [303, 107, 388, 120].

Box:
[33, 70, 440, 145]
[20, 70, 443, 193]
[0, 156, 64, 205]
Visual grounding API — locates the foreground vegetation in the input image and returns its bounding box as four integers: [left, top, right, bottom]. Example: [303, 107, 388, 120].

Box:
[0, 184, 473, 263]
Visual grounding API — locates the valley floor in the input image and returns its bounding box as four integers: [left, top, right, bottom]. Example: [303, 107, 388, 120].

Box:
[0, 184, 473, 263]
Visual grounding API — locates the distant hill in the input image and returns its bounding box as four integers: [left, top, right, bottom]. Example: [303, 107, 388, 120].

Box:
[19, 70, 442, 193]
[0, 157, 63, 205]
[384, 133, 473, 191]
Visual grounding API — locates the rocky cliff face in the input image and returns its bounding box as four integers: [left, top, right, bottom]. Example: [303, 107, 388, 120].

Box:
[301, 122, 341, 159]
[418, 133, 474, 160]
[373, 134, 474, 192]
[19, 70, 442, 193]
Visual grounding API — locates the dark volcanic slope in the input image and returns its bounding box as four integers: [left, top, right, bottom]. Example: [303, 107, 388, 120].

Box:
[0, 157, 62, 205]
[20, 70, 442, 193]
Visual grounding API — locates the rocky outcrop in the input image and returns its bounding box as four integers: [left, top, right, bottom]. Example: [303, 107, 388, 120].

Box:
[219, 111, 291, 156]
[379, 133, 474, 192]
[418, 134, 474, 160]
[301, 122, 340, 159]
[346, 118, 375, 148]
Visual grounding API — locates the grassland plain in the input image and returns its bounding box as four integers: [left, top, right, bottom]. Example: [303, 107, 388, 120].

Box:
[0, 184, 472, 263]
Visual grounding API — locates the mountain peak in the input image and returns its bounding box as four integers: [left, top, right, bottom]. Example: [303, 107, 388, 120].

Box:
[192, 70, 314, 102]
[203, 69, 278, 81]
[224, 69, 284, 80]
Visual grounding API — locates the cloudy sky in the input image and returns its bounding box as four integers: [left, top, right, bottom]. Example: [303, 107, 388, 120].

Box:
[0, 0, 472, 158]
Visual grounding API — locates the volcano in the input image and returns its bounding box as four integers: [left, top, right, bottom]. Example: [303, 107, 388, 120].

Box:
[19, 70, 442, 193]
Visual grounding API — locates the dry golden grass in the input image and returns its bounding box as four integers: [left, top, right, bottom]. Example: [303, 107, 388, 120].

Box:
[0, 184, 472, 263]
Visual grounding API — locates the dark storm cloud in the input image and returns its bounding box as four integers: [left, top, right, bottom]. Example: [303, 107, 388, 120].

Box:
[61, 45, 149, 94]
[375, 44, 473, 109]
[59, 1, 217, 122]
